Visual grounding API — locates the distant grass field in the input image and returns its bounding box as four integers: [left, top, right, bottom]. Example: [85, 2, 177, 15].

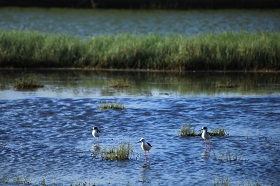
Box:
[0, 30, 279, 71]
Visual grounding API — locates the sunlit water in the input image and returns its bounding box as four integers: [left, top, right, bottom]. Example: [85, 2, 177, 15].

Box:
[0, 8, 279, 37]
[0, 71, 280, 185]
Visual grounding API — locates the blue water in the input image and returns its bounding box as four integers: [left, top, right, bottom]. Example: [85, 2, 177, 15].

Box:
[0, 96, 279, 185]
[0, 8, 279, 37]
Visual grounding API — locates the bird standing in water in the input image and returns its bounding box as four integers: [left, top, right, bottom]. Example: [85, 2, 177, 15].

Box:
[201, 126, 211, 151]
[139, 138, 152, 159]
[92, 127, 101, 145]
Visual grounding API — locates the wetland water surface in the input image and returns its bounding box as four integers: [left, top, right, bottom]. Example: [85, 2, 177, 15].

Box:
[0, 8, 279, 37]
[0, 70, 280, 185]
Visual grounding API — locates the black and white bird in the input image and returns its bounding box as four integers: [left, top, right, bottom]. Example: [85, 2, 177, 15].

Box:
[201, 126, 211, 151]
[92, 127, 101, 144]
[139, 138, 152, 157]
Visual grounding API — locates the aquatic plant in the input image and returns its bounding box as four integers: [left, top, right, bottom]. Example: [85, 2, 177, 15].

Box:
[213, 175, 263, 186]
[1, 174, 9, 183]
[0, 30, 279, 71]
[213, 175, 229, 186]
[101, 143, 133, 161]
[216, 82, 239, 88]
[213, 151, 247, 162]
[109, 80, 129, 88]
[99, 101, 125, 110]
[13, 76, 44, 90]
[209, 128, 229, 136]
[179, 124, 228, 137]
[179, 124, 196, 136]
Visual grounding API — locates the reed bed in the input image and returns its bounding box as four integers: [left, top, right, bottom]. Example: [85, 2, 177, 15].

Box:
[0, 30, 279, 71]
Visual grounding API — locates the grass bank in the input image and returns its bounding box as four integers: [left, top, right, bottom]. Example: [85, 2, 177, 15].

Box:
[0, 30, 279, 71]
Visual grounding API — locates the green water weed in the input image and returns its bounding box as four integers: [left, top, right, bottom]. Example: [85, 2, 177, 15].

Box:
[13, 76, 44, 90]
[99, 101, 125, 110]
[179, 124, 197, 137]
[101, 143, 133, 161]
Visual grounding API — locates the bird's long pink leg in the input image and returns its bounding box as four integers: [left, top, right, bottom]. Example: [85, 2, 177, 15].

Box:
[205, 140, 211, 151]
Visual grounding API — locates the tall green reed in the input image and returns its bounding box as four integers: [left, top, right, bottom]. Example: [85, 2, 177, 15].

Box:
[0, 30, 279, 71]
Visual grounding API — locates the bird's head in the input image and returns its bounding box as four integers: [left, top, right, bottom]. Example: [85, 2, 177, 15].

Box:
[201, 126, 208, 131]
[139, 138, 145, 143]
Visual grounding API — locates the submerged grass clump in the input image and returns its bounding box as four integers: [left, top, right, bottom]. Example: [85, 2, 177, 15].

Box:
[109, 80, 129, 88]
[99, 101, 125, 110]
[0, 30, 279, 71]
[213, 151, 247, 162]
[179, 124, 228, 137]
[13, 77, 44, 90]
[101, 143, 133, 161]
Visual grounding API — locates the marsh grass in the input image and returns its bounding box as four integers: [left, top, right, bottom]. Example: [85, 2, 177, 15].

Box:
[213, 151, 247, 162]
[0, 30, 279, 71]
[213, 175, 229, 186]
[179, 124, 228, 137]
[99, 101, 125, 110]
[213, 176, 263, 186]
[179, 124, 196, 136]
[209, 128, 229, 136]
[101, 143, 133, 161]
[13, 76, 44, 90]
[109, 80, 129, 88]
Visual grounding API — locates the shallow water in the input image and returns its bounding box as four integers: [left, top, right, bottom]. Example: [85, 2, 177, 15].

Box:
[0, 8, 279, 37]
[0, 70, 280, 185]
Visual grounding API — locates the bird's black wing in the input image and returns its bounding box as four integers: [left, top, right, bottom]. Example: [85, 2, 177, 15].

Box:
[147, 142, 152, 147]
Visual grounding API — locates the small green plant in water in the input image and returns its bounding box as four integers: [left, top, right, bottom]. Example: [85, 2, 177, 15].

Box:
[101, 143, 133, 161]
[109, 80, 129, 88]
[1, 175, 9, 183]
[209, 128, 228, 136]
[99, 102, 125, 110]
[213, 151, 246, 162]
[179, 124, 196, 137]
[13, 77, 44, 90]
[213, 175, 229, 186]
[179, 124, 228, 137]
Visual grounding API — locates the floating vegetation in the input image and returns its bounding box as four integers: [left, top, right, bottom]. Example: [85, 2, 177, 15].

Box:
[99, 101, 125, 110]
[101, 143, 133, 161]
[179, 124, 196, 137]
[13, 77, 44, 90]
[179, 124, 228, 137]
[109, 80, 129, 88]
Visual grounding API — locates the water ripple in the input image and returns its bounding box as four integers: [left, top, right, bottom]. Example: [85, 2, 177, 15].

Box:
[0, 96, 279, 185]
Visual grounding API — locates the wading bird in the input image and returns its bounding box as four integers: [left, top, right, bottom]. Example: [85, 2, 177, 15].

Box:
[139, 138, 152, 158]
[92, 127, 101, 144]
[201, 126, 211, 151]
